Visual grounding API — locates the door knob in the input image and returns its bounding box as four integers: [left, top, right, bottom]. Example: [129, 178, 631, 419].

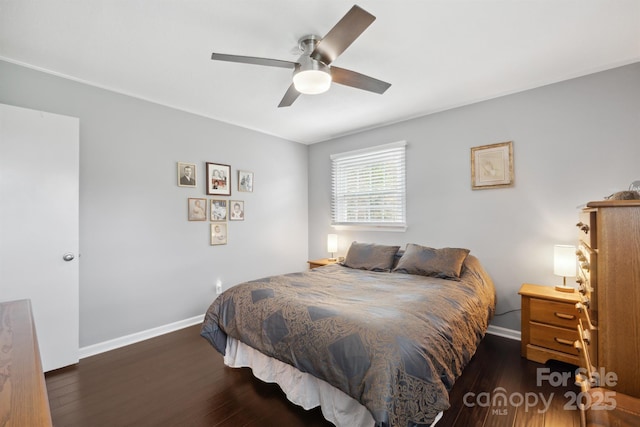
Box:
[63, 253, 75, 261]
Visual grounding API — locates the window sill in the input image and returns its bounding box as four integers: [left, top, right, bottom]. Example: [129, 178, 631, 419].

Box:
[331, 224, 407, 232]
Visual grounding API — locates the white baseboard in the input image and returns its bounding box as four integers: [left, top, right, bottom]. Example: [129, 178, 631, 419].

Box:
[486, 324, 521, 341]
[79, 314, 205, 359]
[79, 315, 520, 359]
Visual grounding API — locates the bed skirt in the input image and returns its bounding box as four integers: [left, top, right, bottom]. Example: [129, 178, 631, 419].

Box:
[224, 337, 443, 427]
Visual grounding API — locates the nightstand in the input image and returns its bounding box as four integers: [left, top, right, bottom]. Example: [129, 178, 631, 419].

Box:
[307, 258, 338, 269]
[519, 283, 581, 365]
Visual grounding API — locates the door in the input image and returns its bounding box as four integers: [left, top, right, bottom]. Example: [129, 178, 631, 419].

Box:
[0, 103, 79, 371]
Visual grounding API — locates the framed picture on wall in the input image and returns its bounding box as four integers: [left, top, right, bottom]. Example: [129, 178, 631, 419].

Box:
[210, 199, 227, 222]
[206, 162, 231, 196]
[187, 198, 207, 221]
[471, 141, 514, 190]
[238, 170, 253, 192]
[177, 162, 197, 187]
[210, 223, 227, 245]
[229, 200, 244, 221]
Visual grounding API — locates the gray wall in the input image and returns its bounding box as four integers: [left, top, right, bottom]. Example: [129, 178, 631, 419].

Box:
[2, 59, 638, 344]
[0, 60, 309, 347]
[308, 62, 640, 331]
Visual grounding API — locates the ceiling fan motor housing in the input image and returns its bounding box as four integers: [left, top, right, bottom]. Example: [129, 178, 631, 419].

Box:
[293, 35, 332, 94]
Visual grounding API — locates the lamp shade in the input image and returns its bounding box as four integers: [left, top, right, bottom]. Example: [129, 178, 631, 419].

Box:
[293, 69, 332, 94]
[293, 57, 332, 95]
[327, 234, 338, 254]
[554, 245, 576, 277]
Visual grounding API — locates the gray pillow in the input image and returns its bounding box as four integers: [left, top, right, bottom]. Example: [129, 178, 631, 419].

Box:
[343, 242, 401, 272]
[393, 243, 470, 280]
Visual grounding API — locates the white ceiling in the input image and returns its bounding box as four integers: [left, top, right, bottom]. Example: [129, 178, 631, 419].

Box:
[1, 1, 639, 144]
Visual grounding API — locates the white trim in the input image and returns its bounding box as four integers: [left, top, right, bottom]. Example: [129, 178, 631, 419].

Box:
[332, 224, 407, 232]
[77, 314, 519, 360]
[330, 140, 407, 160]
[486, 324, 521, 341]
[4, 56, 639, 146]
[0, 56, 295, 145]
[79, 314, 204, 359]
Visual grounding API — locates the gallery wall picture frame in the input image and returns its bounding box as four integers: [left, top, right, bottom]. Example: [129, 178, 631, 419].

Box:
[238, 170, 254, 192]
[206, 162, 231, 196]
[210, 199, 228, 222]
[210, 223, 227, 245]
[471, 141, 514, 190]
[229, 200, 244, 221]
[187, 198, 207, 221]
[177, 162, 197, 187]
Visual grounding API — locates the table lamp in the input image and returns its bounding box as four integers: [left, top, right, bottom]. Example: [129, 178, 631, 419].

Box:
[327, 234, 338, 261]
[554, 244, 576, 292]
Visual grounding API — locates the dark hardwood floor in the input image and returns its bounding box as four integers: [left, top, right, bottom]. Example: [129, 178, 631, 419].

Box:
[46, 326, 581, 426]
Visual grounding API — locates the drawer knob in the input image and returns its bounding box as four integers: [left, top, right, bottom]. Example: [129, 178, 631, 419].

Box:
[579, 297, 590, 308]
[576, 222, 590, 233]
[574, 373, 591, 391]
[582, 328, 591, 344]
[554, 312, 576, 320]
[554, 337, 575, 346]
[580, 261, 590, 272]
[575, 302, 597, 330]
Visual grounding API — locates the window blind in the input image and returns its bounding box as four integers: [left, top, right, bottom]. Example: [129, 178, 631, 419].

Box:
[331, 141, 406, 228]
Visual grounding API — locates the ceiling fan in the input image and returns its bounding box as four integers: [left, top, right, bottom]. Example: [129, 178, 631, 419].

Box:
[210, 5, 391, 107]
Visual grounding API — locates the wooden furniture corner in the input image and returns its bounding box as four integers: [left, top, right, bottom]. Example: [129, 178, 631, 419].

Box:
[0, 299, 53, 426]
[307, 258, 338, 269]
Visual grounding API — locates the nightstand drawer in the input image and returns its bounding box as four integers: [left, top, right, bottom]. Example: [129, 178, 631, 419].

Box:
[530, 298, 579, 329]
[530, 322, 580, 355]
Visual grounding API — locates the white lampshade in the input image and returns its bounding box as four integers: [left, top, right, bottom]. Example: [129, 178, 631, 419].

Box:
[554, 245, 576, 278]
[293, 69, 332, 94]
[327, 234, 338, 255]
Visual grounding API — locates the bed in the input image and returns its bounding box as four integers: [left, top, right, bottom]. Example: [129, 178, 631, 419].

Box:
[201, 242, 496, 427]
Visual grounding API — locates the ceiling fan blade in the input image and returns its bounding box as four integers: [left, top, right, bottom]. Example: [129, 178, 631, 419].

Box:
[311, 5, 375, 65]
[331, 66, 391, 94]
[278, 84, 301, 108]
[211, 53, 296, 69]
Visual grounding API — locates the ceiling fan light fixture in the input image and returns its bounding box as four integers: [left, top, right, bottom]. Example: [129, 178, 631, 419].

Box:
[293, 57, 332, 95]
[210, 8, 390, 107]
[293, 69, 332, 94]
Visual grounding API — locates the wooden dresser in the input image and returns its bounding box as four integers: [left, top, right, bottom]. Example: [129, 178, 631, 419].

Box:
[574, 200, 640, 398]
[0, 299, 53, 427]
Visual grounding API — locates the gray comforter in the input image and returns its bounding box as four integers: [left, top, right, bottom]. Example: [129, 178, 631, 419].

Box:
[201, 255, 495, 427]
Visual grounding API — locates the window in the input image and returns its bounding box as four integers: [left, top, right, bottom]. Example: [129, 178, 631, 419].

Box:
[331, 141, 406, 230]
